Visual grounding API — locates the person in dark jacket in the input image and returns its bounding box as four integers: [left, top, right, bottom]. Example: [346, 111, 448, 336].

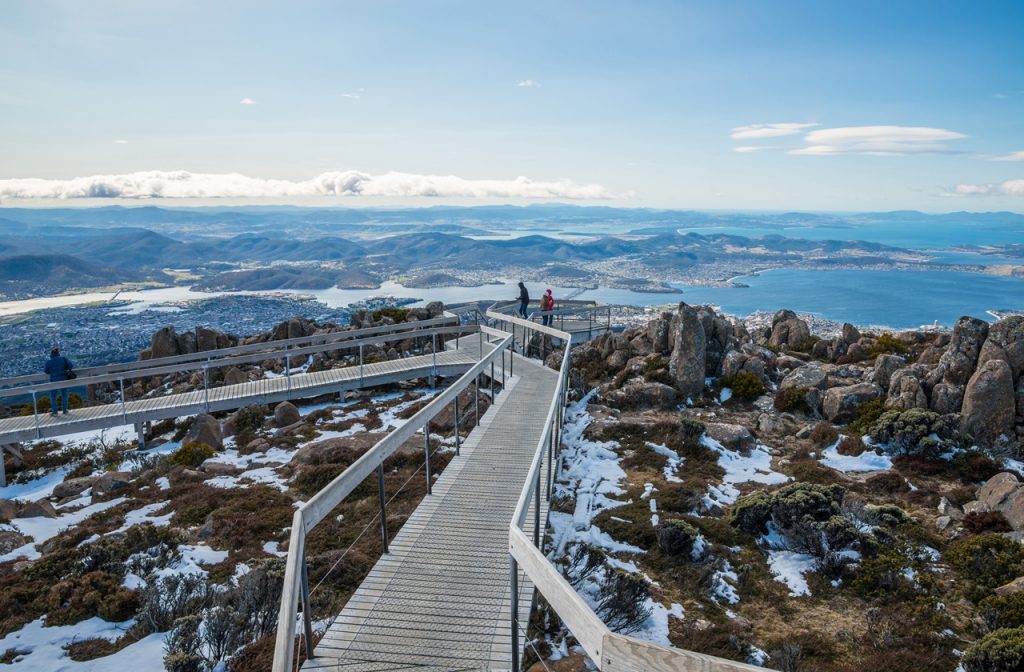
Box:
[43, 347, 74, 416]
[516, 282, 530, 319]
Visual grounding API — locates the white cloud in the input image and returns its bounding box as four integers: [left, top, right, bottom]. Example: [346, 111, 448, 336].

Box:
[113, 139, 128, 144]
[729, 122, 817, 140]
[790, 125, 966, 156]
[949, 179, 1024, 197]
[987, 150, 1024, 162]
[340, 88, 364, 100]
[516, 79, 540, 88]
[732, 145, 775, 153]
[0, 170, 616, 200]
[239, 98, 255, 105]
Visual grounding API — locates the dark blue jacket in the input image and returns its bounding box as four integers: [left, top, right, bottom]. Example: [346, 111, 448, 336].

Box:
[44, 355, 73, 381]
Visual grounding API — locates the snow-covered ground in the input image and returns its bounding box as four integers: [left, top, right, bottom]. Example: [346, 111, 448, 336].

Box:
[819, 436, 894, 473]
[0, 618, 169, 672]
[701, 435, 789, 508]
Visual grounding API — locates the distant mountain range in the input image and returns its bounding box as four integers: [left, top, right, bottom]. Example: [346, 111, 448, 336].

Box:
[1, 204, 1021, 299]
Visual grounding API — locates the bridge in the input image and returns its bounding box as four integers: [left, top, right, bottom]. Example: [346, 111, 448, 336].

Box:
[0, 301, 757, 671]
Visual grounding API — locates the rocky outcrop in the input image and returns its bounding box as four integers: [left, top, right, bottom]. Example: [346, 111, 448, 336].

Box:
[961, 359, 1016, 446]
[769, 310, 810, 350]
[141, 325, 236, 360]
[605, 380, 678, 410]
[934, 316, 989, 388]
[92, 471, 132, 498]
[871, 354, 903, 389]
[668, 303, 706, 398]
[705, 423, 755, 452]
[886, 369, 929, 411]
[781, 363, 828, 391]
[53, 475, 97, 499]
[822, 383, 883, 423]
[979, 316, 1024, 380]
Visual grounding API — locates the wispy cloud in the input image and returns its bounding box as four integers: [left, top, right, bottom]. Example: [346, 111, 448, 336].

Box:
[340, 88, 364, 100]
[239, 97, 255, 105]
[0, 170, 617, 200]
[732, 145, 777, 153]
[986, 150, 1024, 162]
[516, 79, 540, 88]
[729, 122, 816, 140]
[113, 139, 128, 144]
[790, 125, 967, 156]
[947, 179, 1024, 197]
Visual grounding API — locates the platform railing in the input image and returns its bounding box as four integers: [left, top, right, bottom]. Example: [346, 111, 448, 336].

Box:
[0, 320, 472, 444]
[272, 326, 514, 672]
[504, 311, 762, 672]
[488, 299, 612, 340]
[0, 312, 459, 392]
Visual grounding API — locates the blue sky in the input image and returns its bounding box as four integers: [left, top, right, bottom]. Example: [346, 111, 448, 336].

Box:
[0, 0, 1022, 211]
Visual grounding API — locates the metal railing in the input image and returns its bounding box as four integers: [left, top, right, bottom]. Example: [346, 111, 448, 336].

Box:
[271, 325, 514, 672]
[488, 299, 612, 340]
[502, 311, 762, 671]
[0, 318, 468, 444]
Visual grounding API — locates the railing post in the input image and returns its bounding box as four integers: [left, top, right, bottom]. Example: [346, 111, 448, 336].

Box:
[511, 557, 521, 672]
[359, 344, 364, 386]
[378, 463, 389, 553]
[119, 377, 128, 424]
[430, 333, 437, 388]
[490, 362, 495, 399]
[202, 366, 210, 412]
[546, 424, 554, 500]
[453, 399, 461, 456]
[509, 341, 514, 377]
[31, 390, 40, 439]
[474, 376, 480, 426]
[300, 556, 315, 660]
[478, 329, 483, 358]
[423, 424, 432, 495]
[501, 350, 506, 388]
[534, 466, 541, 547]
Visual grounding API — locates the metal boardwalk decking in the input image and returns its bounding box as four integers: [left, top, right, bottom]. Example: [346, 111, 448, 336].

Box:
[304, 354, 557, 671]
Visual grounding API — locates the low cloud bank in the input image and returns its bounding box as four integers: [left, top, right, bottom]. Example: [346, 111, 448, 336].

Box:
[0, 170, 615, 200]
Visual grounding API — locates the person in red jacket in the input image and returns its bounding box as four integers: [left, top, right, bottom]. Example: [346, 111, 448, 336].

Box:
[540, 289, 555, 326]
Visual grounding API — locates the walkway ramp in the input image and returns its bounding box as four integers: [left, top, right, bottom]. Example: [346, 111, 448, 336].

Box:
[304, 354, 557, 671]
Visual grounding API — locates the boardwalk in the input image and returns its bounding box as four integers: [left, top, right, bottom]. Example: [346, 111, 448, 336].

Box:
[304, 353, 557, 671]
[0, 347, 480, 445]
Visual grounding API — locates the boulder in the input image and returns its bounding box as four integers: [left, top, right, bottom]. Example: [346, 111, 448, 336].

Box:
[937, 496, 964, 521]
[150, 326, 181, 359]
[841, 323, 862, 345]
[292, 435, 383, 465]
[52, 476, 97, 500]
[424, 301, 445, 318]
[769, 310, 811, 350]
[780, 363, 828, 391]
[0, 530, 26, 555]
[18, 500, 58, 518]
[0, 499, 19, 521]
[1018, 377, 1024, 420]
[223, 366, 247, 386]
[273, 401, 301, 428]
[647, 316, 671, 354]
[185, 414, 223, 451]
[935, 515, 953, 532]
[721, 350, 747, 379]
[92, 471, 133, 498]
[961, 359, 1016, 446]
[963, 500, 990, 515]
[176, 331, 198, 355]
[977, 472, 1020, 510]
[605, 380, 678, 410]
[704, 423, 755, 452]
[201, 462, 243, 476]
[195, 326, 223, 352]
[979, 316, 1024, 380]
[995, 577, 1024, 597]
[668, 303, 706, 398]
[937, 316, 990, 387]
[822, 383, 883, 423]
[871, 354, 904, 389]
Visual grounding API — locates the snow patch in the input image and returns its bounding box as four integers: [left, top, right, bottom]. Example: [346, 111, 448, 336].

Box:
[767, 549, 817, 596]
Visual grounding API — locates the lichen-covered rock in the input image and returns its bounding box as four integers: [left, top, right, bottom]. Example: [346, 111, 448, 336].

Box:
[769, 309, 811, 350]
[150, 326, 181, 359]
[931, 382, 964, 415]
[781, 363, 828, 391]
[53, 476, 97, 500]
[91, 471, 132, 498]
[223, 366, 247, 386]
[668, 303, 706, 398]
[19, 500, 58, 518]
[822, 382, 883, 422]
[871, 354, 904, 389]
[962, 359, 1016, 446]
[886, 370, 929, 411]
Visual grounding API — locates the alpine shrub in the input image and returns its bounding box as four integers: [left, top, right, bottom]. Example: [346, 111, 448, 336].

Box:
[719, 372, 766, 400]
[962, 627, 1024, 672]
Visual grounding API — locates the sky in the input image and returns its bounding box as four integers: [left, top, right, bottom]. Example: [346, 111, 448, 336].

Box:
[0, 0, 1022, 211]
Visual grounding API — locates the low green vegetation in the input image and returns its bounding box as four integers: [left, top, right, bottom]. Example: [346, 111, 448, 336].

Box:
[719, 372, 766, 400]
